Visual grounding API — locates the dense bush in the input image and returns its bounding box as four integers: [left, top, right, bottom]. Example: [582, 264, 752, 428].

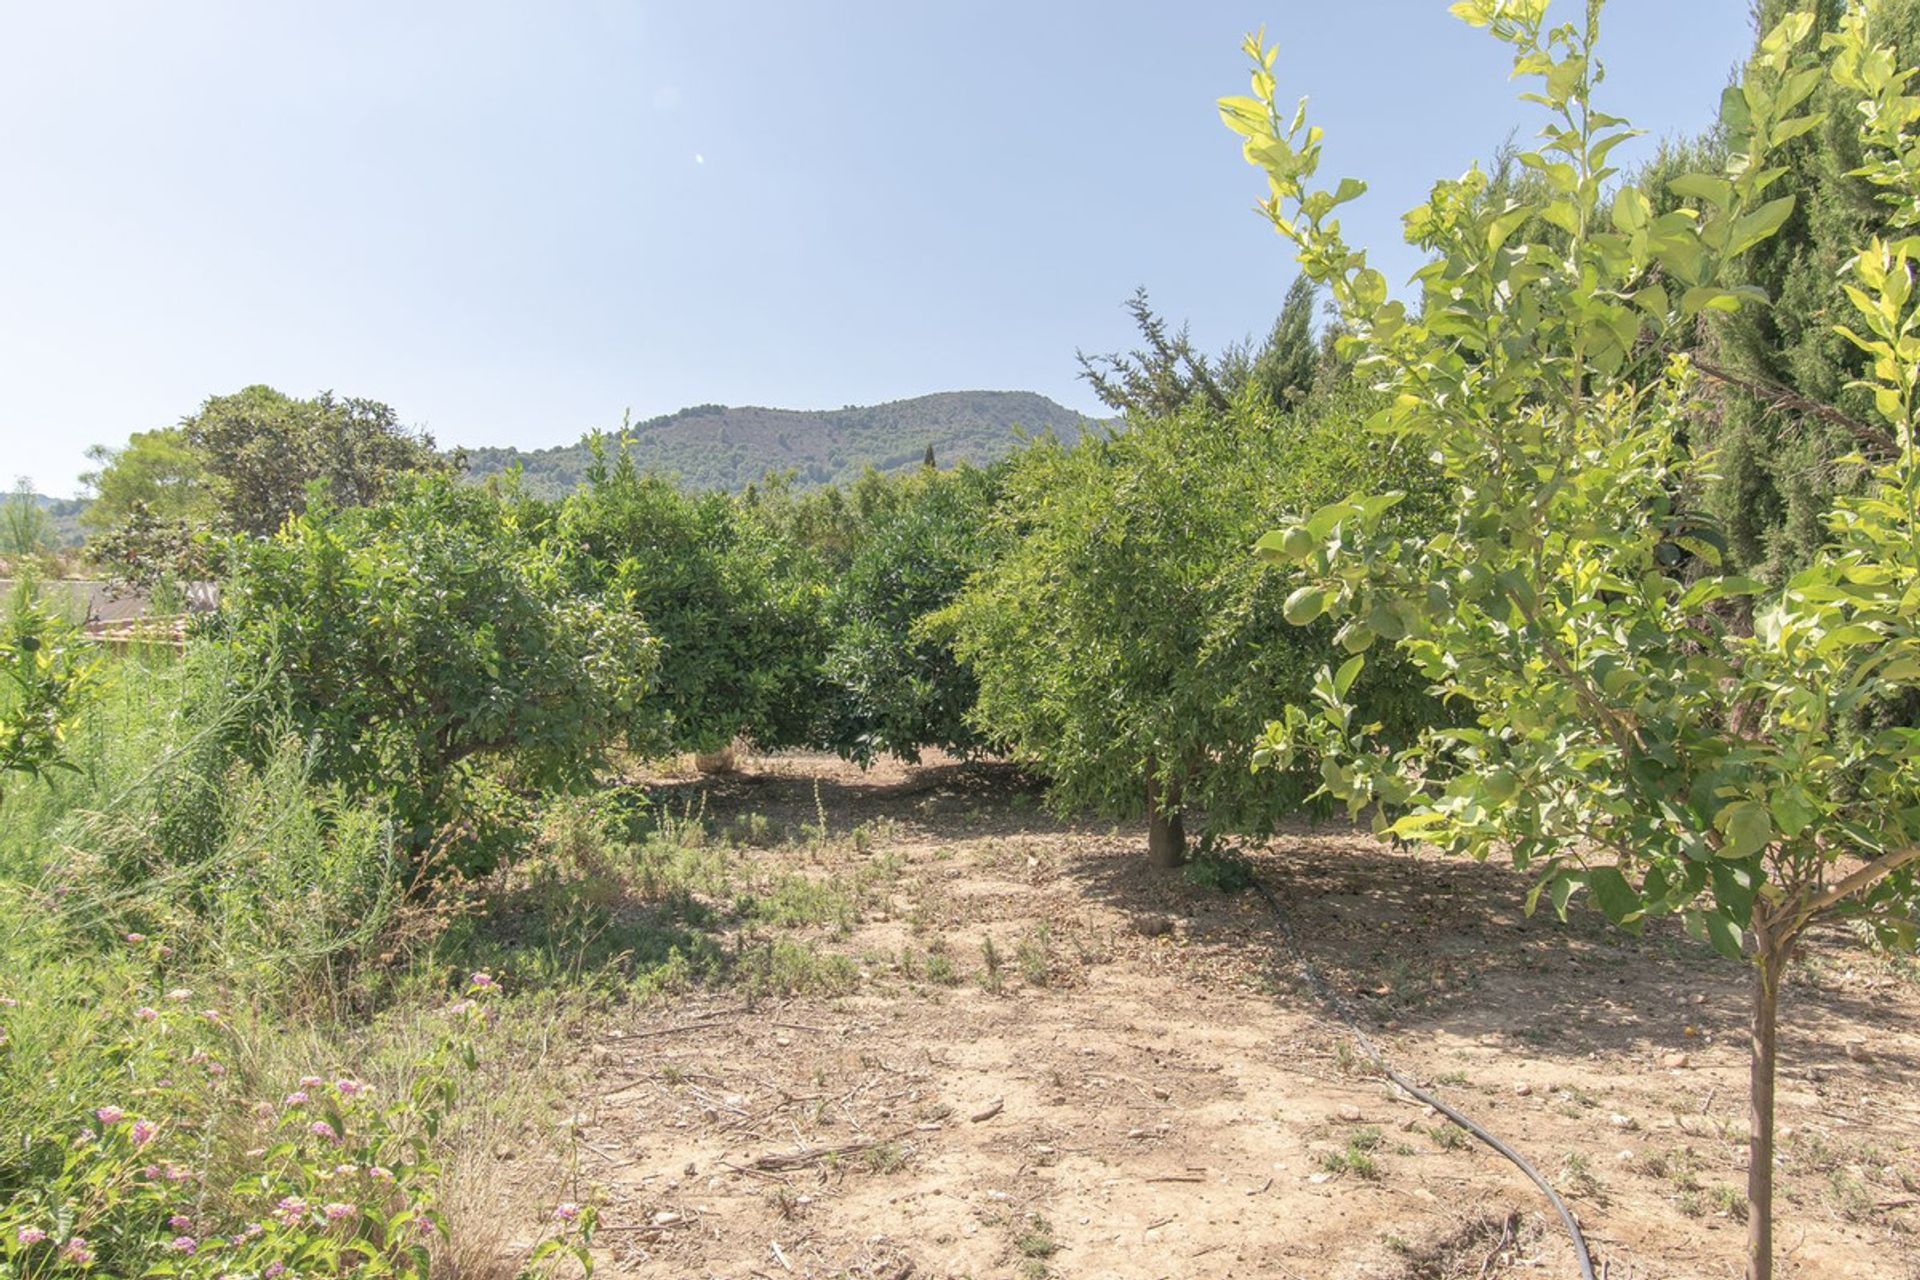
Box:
[0, 649, 595, 1279]
[934, 392, 1440, 865]
[221, 476, 654, 871]
[814, 462, 1006, 764]
[557, 437, 828, 755]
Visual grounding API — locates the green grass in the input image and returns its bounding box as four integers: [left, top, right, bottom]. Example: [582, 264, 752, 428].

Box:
[1320, 1125, 1384, 1180]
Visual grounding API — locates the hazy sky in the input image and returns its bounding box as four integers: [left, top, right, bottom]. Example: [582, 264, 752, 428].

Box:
[1, 0, 1751, 496]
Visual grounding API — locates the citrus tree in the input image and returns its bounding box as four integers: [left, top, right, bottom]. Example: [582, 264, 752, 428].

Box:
[816, 461, 1007, 765]
[1224, 3, 1919, 1274]
[555, 435, 829, 756]
[936, 393, 1438, 866]
[222, 475, 654, 871]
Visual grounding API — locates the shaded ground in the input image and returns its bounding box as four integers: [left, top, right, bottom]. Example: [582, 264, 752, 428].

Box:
[538, 753, 1920, 1279]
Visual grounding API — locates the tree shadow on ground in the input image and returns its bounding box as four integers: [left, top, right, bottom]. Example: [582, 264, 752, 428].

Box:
[1056, 820, 1920, 1085]
[633, 754, 1920, 1087]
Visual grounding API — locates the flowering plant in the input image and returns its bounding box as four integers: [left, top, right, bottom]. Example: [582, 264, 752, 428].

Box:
[0, 974, 594, 1279]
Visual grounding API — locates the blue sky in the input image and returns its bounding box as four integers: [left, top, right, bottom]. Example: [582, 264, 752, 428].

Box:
[1, 0, 1751, 496]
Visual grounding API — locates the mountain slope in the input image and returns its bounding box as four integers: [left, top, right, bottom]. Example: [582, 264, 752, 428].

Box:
[461, 390, 1092, 495]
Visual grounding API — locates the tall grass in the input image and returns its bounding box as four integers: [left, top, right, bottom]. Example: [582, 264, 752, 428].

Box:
[0, 646, 416, 1202]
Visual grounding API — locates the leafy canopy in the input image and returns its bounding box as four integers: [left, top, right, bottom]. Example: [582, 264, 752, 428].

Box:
[937, 391, 1440, 848]
[222, 475, 654, 869]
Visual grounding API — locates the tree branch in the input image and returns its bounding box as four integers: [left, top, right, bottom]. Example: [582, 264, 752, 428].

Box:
[1693, 357, 1900, 459]
[1795, 843, 1920, 925]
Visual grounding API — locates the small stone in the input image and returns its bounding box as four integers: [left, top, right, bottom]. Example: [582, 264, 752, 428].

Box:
[1336, 1105, 1363, 1123]
[651, 1211, 679, 1227]
[1513, 1084, 1533, 1097]
[492, 1143, 515, 1160]
[1136, 916, 1174, 938]
[1845, 1042, 1874, 1064]
[1309, 1171, 1333, 1184]
[1152, 1087, 1171, 1101]
[1609, 1113, 1638, 1131]
[1616, 1149, 1635, 1163]
[1663, 1053, 1692, 1070]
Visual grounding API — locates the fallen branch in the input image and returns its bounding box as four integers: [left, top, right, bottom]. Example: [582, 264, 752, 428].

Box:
[747, 1131, 911, 1172]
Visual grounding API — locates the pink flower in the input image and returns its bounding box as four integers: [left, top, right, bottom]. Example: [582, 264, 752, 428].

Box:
[165, 988, 192, 1001]
[240, 1222, 264, 1241]
[168, 1215, 192, 1230]
[134, 1007, 159, 1022]
[300, 1076, 323, 1089]
[163, 1163, 192, 1182]
[273, 1196, 308, 1224]
[334, 1078, 362, 1096]
[62, 1238, 93, 1264]
[368, 1165, 393, 1182]
[126, 932, 146, 943]
[553, 1201, 581, 1222]
[141, 1164, 162, 1179]
[16, 1226, 48, 1245]
[131, 1119, 159, 1146]
[264, 1263, 286, 1278]
[322, 1202, 355, 1221]
[95, 1105, 125, 1125]
[469, 971, 495, 989]
[332, 1162, 358, 1177]
[309, 1120, 339, 1143]
[207, 1062, 226, 1076]
[199, 1010, 222, 1023]
[169, 1235, 196, 1254]
[284, 1091, 309, 1107]
[0, 995, 18, 1007]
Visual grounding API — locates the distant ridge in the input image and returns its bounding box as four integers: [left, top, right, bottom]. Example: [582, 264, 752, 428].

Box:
[460, 390, 1094, 495]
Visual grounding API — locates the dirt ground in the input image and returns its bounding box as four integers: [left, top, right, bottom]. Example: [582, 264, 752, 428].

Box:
[553, 754, 1920, 1280]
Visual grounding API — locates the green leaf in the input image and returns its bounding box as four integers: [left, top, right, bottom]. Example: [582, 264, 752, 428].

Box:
[1710, 860, 1759, 924]
[1715, 800, 1774, 859]
[1333, 653, 1365, 698]
[1727, 196, 1796, 257]
[1686, 909, 1746, 961]
[1388, 810, 1448, 838]
[1611, 186, 1651, 234]
[1669, 173, 1733, 209]
[1587, 865, 1643, 926]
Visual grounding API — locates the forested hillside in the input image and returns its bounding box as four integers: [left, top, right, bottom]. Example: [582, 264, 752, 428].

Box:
[461, 390, 1092, 494]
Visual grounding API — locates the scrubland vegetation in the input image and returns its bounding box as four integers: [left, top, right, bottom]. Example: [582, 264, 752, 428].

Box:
[4, 2, 1920, 1278]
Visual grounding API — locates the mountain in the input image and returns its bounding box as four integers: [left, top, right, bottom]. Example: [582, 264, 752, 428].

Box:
[459, 390, 1093, 496]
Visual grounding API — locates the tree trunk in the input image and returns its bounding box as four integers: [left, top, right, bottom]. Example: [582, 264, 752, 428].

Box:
[1746, 922, 1789, 1280]
[1145, 774, 1186, 869]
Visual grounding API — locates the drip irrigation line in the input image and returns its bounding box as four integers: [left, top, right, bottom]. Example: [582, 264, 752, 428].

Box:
[1248, 873, 1599, 1280]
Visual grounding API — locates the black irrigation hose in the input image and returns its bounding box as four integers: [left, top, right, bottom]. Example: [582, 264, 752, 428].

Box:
[1249, 874, 1599, 1280]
